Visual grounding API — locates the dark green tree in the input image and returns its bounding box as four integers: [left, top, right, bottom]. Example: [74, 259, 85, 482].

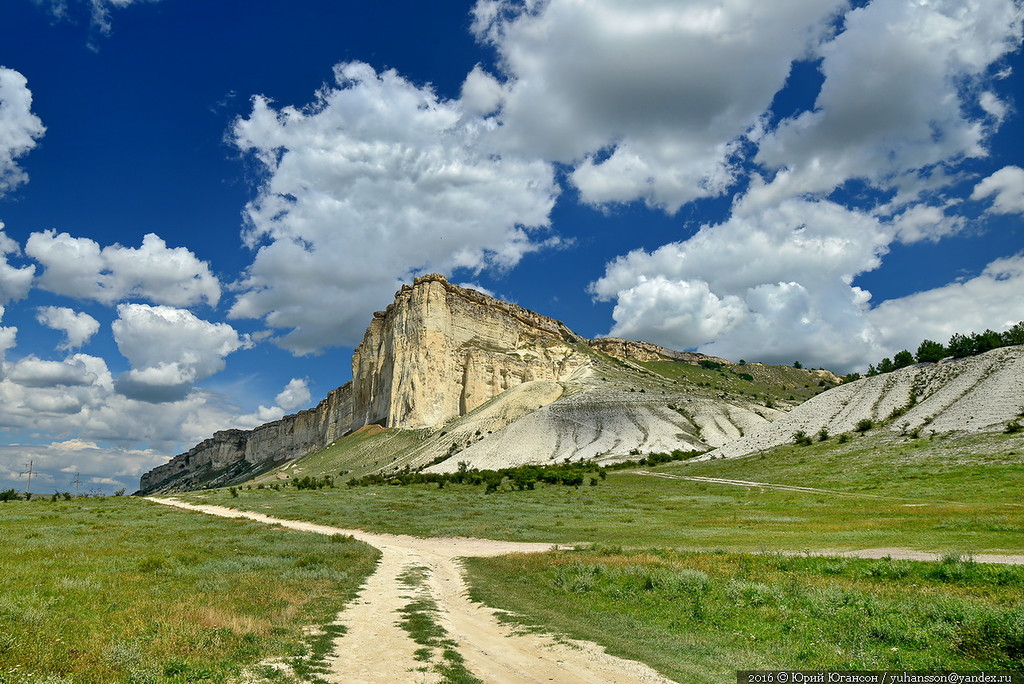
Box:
[877, 357, 895, 373]
[1002, 321, 1024, 346]
[916, 339, 947, 363]
[947, 333, 974, 358]
[893, 350, 915, 369]
[971, 329, 1003, 355]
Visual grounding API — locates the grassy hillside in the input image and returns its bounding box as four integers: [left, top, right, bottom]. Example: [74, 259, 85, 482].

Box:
[637, 358, 837, 405]
[0, 496, 378, 683]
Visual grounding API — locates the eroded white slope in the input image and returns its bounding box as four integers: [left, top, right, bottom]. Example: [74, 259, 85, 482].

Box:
[707, 346, 1024, 460]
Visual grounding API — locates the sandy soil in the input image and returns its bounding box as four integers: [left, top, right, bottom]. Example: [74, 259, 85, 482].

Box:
[146, 497, 678, 684]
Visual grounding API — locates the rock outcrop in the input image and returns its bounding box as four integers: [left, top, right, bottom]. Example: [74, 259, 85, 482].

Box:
[139, 274, 592, 493]
[588, 338, 730, 366]
[350, 274, 588, 429]
[138, 384, 353, 492]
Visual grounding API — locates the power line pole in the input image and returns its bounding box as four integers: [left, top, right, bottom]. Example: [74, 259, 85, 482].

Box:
[72, 472, 81, 498]
[20, 460, 33, 498]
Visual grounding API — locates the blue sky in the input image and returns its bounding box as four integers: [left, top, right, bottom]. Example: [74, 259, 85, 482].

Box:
[1, 0, 1022, 494]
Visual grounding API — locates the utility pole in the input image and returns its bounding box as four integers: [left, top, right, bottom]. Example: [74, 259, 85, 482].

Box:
[72, 472, 81, 498]
[20, 460, 33, 498]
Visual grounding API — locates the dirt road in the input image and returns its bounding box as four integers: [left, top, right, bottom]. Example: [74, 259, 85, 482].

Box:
[147, 497, 677, 684]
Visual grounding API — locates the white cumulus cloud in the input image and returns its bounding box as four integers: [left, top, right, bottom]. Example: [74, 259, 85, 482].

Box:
[0, 67, 46, 196]
[230, 61, 559, 354]
[751, 0, 1024, 206]
[232, 377, 314, 428]
[867, 254, 1024, 352]
[0, 226, 34, 306]
[972, 165, 1024, 214]
[591, 199, 893, 370]
[0, 306, 16, 364]
[112, 303, 249, 402]
[275, 378, 311, 412]
[470, 0, 847, 211]
[36, 306, 100, 350]
[25, 231, 221, 307]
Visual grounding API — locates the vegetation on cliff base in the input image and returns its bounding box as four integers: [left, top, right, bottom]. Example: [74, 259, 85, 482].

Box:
[341, 449, 702, 492]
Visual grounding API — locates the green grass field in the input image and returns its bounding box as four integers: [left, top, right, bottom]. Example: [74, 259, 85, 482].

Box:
[171, 428, 1023, 679]
[466, 548, 1024, 683]
[4, 428, 1021, 682]
[0, 496, 378, 683]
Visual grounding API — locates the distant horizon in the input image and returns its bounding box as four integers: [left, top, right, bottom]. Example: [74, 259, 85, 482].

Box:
[1, 0, 1022, 493]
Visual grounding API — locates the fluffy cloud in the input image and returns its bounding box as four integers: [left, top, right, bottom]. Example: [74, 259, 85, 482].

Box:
[0, 347, 272, 479]
[230, 61, 559, 353]
[232, 377, 313, 428]
[867, 254, 1024, 353]
[36, 306, 100, 350]
[972, 165, 1024, 214]
[112, 304, 249, 402]
[0, 227, 34, 306]
[25, 231, 220, 307]
[275, 377, 311, 412]
[0, 439, 163, 495]
[588, 0, 1024, 371]
[591, 199, 893, 370]
[751, 0, 1024, 206]
[0, 67, 46, 196]
[6, 354, 97, 388]
[0, 306, 16, 363]
[470, 0, 847, 211]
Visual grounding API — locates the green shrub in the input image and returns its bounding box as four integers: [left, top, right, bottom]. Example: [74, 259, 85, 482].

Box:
[792, 431, 813, 446]
[855, 418, 874, 432]
[1006, 420, 1023, 434]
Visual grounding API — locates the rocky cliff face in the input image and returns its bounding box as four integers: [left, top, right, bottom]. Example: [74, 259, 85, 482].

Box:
[138, 384, 352, 493]
[139, 274, 591, 493]
[351, 274, 588, 429]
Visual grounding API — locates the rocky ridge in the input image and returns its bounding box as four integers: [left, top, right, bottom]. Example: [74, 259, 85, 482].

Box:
[706, 345, 1024, 460]
[586, 338, 730, 366]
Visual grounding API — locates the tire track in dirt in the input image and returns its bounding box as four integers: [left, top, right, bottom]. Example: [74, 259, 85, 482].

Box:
[147, 497, 678, 684]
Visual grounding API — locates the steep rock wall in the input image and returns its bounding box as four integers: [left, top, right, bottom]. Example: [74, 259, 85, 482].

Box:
[138, 383, 352, 493]
[350, 274, 588, 429]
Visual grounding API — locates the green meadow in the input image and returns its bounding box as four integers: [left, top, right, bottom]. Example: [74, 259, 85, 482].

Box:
[0, 496, 378, 683]
[2, 427, 1021, 681]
